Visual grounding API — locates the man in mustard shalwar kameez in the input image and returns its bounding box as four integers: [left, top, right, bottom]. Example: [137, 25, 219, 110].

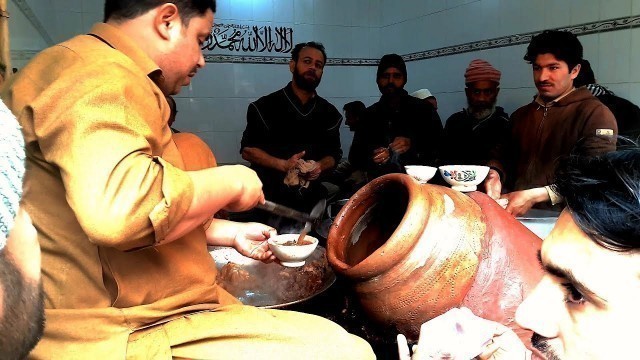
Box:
[0, 1, 374, 359]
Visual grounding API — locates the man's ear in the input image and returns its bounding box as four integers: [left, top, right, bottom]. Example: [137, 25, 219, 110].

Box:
[154, 3, 181, 41]
[289, 60, 295, 74]
[570, 63, 581, 80]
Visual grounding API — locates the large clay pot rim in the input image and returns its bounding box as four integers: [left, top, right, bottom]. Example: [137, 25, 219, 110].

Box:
[327, 174, 429, 278]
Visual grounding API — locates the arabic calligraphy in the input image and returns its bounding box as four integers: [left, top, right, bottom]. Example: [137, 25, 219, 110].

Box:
[202, 23, 294, 53]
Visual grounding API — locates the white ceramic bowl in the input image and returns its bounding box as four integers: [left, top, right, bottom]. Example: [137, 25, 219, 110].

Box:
[268, 234, 319, 267]
[404, 165, 438, 184]
[438, 165, 490, 192]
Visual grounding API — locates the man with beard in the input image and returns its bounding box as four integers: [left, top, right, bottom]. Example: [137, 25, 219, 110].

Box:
[442, 59, 509, 166]
[241, 41, 342, 227]
[486, 30, 616, 216]
[0, 99, 45, 359]
[352, 54, 442, 179]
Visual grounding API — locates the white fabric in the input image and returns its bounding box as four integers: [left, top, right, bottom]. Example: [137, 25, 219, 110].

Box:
[410, 88, 434, 100]
[0, 99, 25, 248]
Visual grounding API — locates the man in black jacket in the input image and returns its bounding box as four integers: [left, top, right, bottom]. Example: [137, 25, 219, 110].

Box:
[352, 54, 442, 180]
[574, 59, 640, 143]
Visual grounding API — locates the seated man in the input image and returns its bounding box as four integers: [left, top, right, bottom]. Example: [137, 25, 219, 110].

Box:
[401, 143, 640, 359]
[442, 59, 509, 166]
[241, 41, 343, 227]
[353, 54, 443, 179]
[2, 1, 373, 358]
[0, 99, 44, 359]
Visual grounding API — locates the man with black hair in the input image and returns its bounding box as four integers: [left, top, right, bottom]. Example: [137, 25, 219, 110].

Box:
[486, 30, 617, 216]
[514, 144, 640, 359]
[2, 1, 373, 358]
[574, 59, 640, 142]
[353, 53, 442, 179]
[241, 41, 343, 228]
[402, 144, 640, 359]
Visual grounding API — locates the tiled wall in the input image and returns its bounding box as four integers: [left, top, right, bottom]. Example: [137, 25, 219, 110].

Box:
[8, 0, 640, 163]
[380, 0, 640, 125]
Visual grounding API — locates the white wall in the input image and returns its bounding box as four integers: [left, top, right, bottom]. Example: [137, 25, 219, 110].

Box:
[7, 0, 640, 163]
[380, 0, 640, 124]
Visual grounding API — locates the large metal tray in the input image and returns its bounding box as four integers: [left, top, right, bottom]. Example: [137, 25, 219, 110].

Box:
[209, 246, 336, 309]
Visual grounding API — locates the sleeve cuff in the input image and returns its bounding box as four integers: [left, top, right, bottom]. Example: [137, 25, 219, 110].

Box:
[148, 156, 194, 245]
[544, 185, 564, 206]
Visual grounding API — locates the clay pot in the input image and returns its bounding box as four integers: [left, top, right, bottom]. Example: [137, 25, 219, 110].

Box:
[326, 174, 543, 345]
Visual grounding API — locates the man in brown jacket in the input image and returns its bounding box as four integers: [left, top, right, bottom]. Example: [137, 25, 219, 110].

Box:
[486, 30, 617, 216]
[0, 1, 374, 359]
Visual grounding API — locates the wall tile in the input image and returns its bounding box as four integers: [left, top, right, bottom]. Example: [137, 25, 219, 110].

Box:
[215, 0, 233, 20]
[81, 1, 103, 14]
[273, 0, 294, 23]
[571, 0, 600, 24]
[200, 131, 243, 164]
[53, 11, 82, 42]
[518, 1, 546, 34]
[543, 0, 571, 29]
[600, 0, 632, 19]
[598, 30, 631, 84]
[634, 0, 640, 14]
[229, 0, 254, 21]
[425, 0, 447, 15]
[53, 0, 81, 12]
[630, 28, 640, 82]
[294, 0, 314, 24]
[253, 0, 274, 22]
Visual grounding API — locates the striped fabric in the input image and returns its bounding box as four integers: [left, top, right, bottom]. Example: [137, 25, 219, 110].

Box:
[586, 83, 614, 97]
[0, 99, 25, 249]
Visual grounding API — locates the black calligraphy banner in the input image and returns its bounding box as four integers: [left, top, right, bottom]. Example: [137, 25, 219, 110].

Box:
[202, 23, 294, 54]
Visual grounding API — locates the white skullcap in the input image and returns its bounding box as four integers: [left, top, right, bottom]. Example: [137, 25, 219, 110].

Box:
[411, 89, 434, 99]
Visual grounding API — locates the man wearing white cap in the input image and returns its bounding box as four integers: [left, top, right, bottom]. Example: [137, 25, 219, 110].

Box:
[410, 88, 438, 110]
[441, 59, 510, 166]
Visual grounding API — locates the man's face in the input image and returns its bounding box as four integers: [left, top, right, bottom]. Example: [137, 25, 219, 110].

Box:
[159, 10, 214, 95]
[465, 80, 499, 112]
[533, 53, 580, 102]
[290, 46, 325, 92]
[377, 67, 406, 96]
[516, 211, 640, 359]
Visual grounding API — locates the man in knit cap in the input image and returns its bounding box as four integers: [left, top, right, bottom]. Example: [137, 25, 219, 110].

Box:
[441, 59, 510, 166]
[352, 54, 443, 179]
[486, 30, 617, 216]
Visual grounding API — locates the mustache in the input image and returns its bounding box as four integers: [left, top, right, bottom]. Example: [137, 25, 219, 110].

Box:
[531, 333, 561, 360]
[536, 82, 553, 87]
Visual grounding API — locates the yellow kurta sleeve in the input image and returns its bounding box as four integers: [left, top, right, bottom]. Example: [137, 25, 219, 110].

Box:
[30, 61, 193, 250]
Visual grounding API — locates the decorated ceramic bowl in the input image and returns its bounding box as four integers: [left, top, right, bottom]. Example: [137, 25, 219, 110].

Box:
[404, 165, 438, 184]
[438, 165, 490, 192]
[268, 234, 319, 267]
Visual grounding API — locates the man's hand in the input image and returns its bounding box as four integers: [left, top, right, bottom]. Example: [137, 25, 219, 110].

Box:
[502, 187, 549, 217]
[221, 165, 265, 212]
[390, 136, 411, 154]
[302, 162, 322, 180]
[233, 222, 277, 263]
[397, 308, 530, 360]
[372, 147, 390, 164]
[484, 169, 502, 200]
[476, 321, 532, 360]
[283, 151, 306, 172]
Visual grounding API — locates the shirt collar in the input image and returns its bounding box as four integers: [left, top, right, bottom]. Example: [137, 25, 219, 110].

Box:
[88, 23, 162, 80]
[535, 87, 576, 107]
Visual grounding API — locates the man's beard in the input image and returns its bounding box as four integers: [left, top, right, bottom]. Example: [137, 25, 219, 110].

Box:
[293, 69, 320, 92]
[0, 253, 46, 359]
[467, 102, 496, 120]
[380, 84, 402, 97]
[531, 333, 562, 360]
